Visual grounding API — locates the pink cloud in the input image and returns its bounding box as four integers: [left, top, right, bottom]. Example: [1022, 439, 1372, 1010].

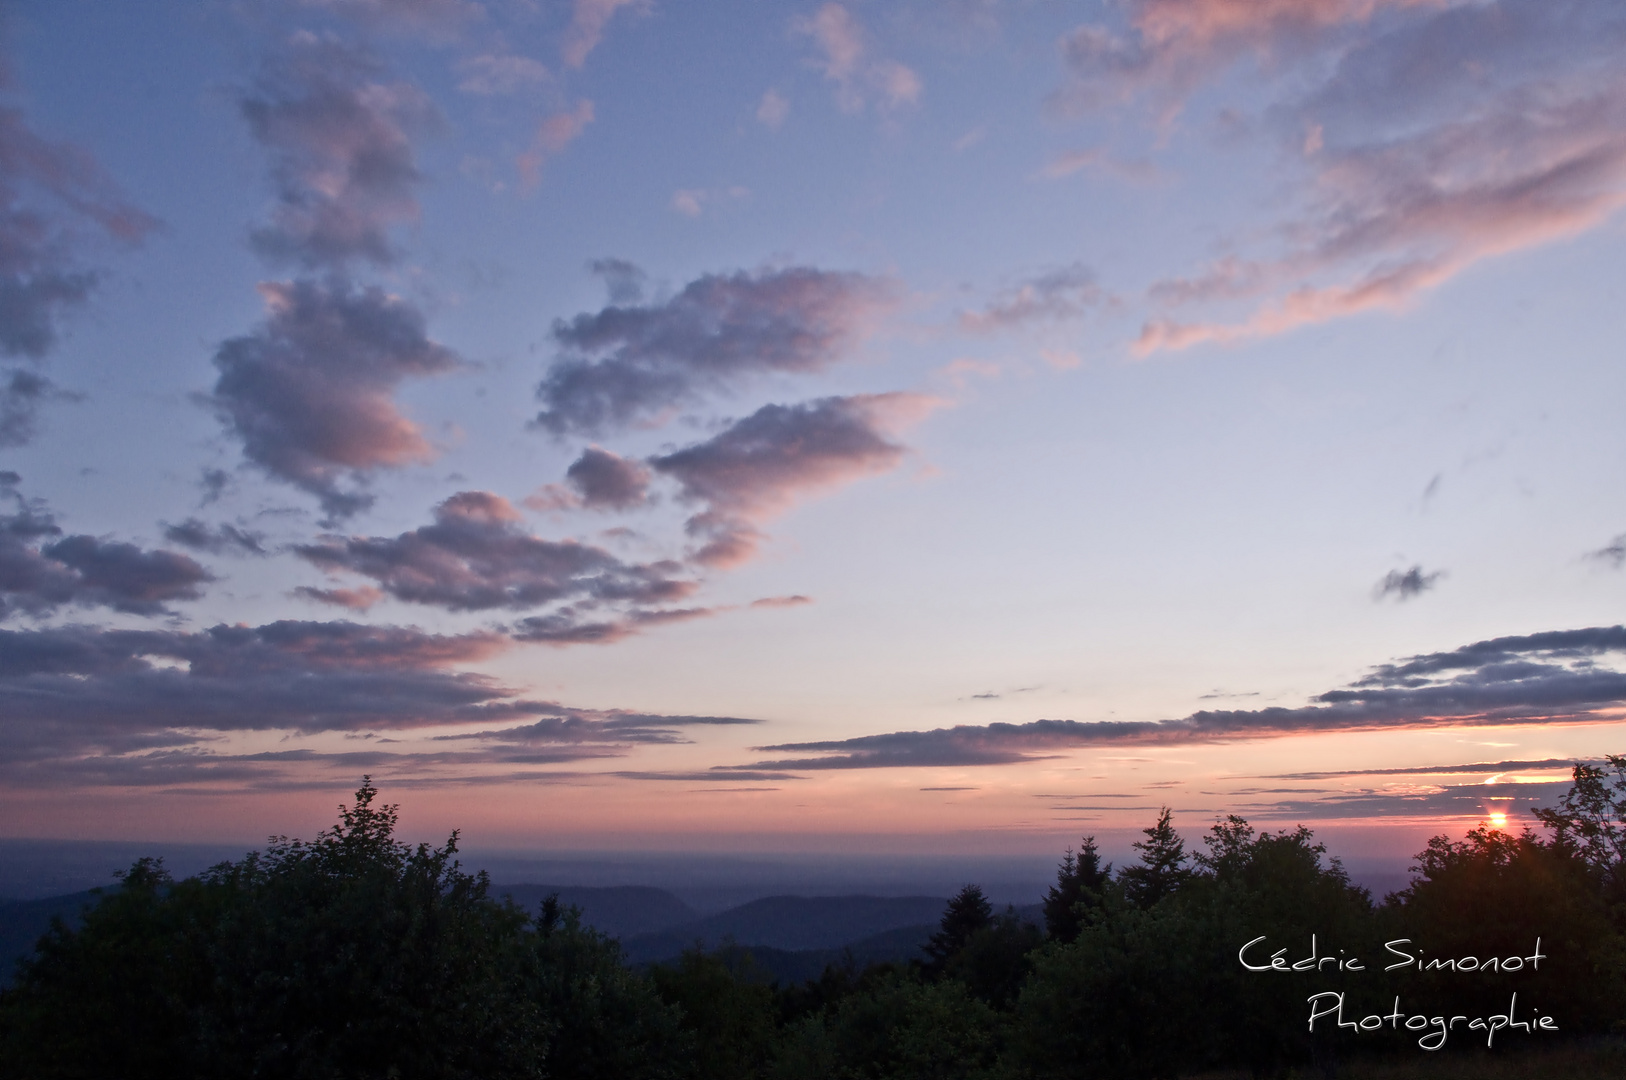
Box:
[293, 584, 385, 610]
[1056, 0, 1447, 112]
[751, 594, 813, 608]
[1134, 0, 1626, 352]
[562, 0, 646, 70]
[959, 263, 1101, 334]
[795, 4, 922, 114]
[757, 89, 790, 130]
[457, 54, 549, 96]
[518, 99, 595, 188]
[650, 393, 941, 567]
[208, 279, 463, 520]
[1038, 147, 1160, 184]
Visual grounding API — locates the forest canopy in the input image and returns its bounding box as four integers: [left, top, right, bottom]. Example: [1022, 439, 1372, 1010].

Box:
[3, 763, 1624, 1079]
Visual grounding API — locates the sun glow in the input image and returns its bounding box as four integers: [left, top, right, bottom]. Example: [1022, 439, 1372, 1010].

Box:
[1488, 811, 1508, 829]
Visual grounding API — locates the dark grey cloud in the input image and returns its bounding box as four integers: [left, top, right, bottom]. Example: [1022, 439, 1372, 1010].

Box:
[241, 36, 436, 270]
[1262, 757, 1590, 781]
[1228, 777, 1574, 825]
[0, 617, 770, 788]
[437, 707, 759, 747]
[0, 485, 211, 618]
[650, 393, 931, 566]
[958, 262, 1101, 332]
[0, 368, 76, 447]
[1343, 625, 1626, 685]
[511, 604, 715, 646]
[0, 68, 156, 445]
[0, 97, 157, 361]
[208, 34, 456, 519]
[161, 518, 268, 557]
[523, 447, 652, 512]
[1373, 564, 1442, 601]
[208, 279, 463, 521]
[588, 257, 646, 304]
[198, 467, 233, 506]
[1587, 533, 1626, 569]
[717, 625, 1626, 770]
[533, 265, 898, 436]
[612, 770, 803, 782]
[566, 446, 652, 509]
[296, 490, 696, 614]
[0, 620, 512, 766]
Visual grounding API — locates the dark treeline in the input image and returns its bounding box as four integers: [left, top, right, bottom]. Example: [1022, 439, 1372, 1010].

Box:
[3, 762, 1625, 1079]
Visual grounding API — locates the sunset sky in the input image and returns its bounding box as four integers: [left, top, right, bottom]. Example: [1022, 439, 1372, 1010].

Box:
[2, 0, 1624, 862]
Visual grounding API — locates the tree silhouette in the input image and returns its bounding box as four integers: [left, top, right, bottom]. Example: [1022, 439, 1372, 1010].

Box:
[1043, 836, 1112, 942]
[923, 885, 993, 973]
[1118, 807, 1190, 908]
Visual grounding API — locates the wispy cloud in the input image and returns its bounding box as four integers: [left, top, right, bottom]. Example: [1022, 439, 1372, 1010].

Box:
[1130, 0, 1626, 352]
[718, 625, 1626, 769]
[757, 89, 790, 129]
[0, 52, 157, 445]
[1054, 0, 1445, 115]
[958, 263, 1102, 333]
[517, 99, 594, 188]
[561, 0, 646, 70]
[1037, 147, 1159, 184]
[794, 3, 921, 114]
[1373, 564, 1443, 601]
[0, 93, 157, 362]
[1586, 533, 1626, 569]
[509, 604, 718, 646]
[456, 53, 549, 96]
[669, 186, 749, 218]
[0, 370, 77, 448]
[161, 519, 268, 557]
[1260, 757, 1588, 780]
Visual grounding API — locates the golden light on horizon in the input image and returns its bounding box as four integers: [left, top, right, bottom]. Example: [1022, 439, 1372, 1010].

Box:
[1488, 811, 1508, 829]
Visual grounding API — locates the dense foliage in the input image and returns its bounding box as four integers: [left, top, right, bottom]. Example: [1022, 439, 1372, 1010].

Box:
[4, 762, 1625, 1079]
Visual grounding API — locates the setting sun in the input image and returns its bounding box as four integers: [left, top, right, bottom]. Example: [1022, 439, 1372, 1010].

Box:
[1489, 811, 1509, 829]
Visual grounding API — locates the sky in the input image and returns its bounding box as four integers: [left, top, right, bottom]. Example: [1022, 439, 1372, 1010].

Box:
[1, 0, 1624, 864]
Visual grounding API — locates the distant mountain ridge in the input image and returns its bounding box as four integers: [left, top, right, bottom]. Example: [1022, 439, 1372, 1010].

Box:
[7, 885, 1036, 989]
[495, 887, 954, 965]
[496, 884, 699, 940]
[616, 893, 951, 963]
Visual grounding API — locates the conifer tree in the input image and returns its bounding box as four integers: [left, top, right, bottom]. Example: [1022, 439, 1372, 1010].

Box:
[1043, 837, 1111, 942]
[1118, 807, 1190, 908]
[923, 884, 993, 973]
